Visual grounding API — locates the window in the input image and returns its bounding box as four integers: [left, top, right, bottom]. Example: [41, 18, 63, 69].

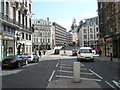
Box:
[96, 27, 99, 32]
[13, 7, 16, 20]
[90, 28, 93, 33]
[29, 35, 31, 40]
[3, 25, 6, 31]
[26, 34, 28, 40]
[18, 11, 21, 23]
[25, 16, 27, 27]
[22, 33, 24, 39]
[22, 14, 24, 26]
[6, 2, 9, 15]
[83, 29, 87, 33]
[29, 4, 31, 13]
[84, 35, 87, 39]
[7, 26, 10, 32]
[90, 34, 93, 39]
[1, 2, 4, 14]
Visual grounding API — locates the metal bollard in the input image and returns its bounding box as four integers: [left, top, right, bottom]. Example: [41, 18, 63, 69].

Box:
[73, 62, 80, 83]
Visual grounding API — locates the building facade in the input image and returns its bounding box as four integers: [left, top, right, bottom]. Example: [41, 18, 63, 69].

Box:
[98, 1, 120, 57]
[66, 31, 73, 46]
[0, 0, 33, 61]
[77, 16, 99, 50]
[52, 22, 67, 46]
[71, 18, 78, 46]
[32, 18, 54, 51]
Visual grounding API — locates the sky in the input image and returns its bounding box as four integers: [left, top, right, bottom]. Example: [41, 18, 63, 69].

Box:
[32, 0, 98, 31]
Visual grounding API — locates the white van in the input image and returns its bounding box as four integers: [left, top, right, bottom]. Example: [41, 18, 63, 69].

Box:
[77, 47, 94, 62]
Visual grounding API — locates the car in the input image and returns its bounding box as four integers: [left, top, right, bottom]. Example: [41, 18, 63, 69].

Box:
[2, 55, 28, 69]
[72, 49, 78, 56]
[77, 47, 94, 62]
[22, 52, 39, 63]
[54, 49, 60, 54]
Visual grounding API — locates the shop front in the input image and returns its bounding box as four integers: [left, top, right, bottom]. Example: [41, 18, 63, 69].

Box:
[98, 38, 106, 56]
[2, 35, 15, 58]
[105, 38, 113, 57]
[0, 31, 3, 61]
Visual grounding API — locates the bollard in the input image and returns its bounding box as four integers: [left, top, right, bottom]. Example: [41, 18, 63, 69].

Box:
[110, 53, 113, 61]
[73, 62, 80, 83]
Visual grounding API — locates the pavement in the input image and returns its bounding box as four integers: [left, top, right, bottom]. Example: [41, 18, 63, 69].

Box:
[47, 79, 101, 88]
[94, 56, 120, 63]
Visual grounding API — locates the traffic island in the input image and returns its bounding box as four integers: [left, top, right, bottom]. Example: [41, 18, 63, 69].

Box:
[47, 79, 101, 88]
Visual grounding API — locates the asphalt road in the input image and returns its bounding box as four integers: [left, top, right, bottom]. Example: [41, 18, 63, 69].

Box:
[1, 49, 120, 89]
[2, 60, 59, 88]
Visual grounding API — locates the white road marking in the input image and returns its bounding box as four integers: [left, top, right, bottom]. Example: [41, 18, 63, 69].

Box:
[89, 69, 103, 79]
[60, 64, 73, 67]
[56, 75, 73, 79]
[80, 63, 84, 67]
[56, 63, 59, 67]
[113, 80, 120, 88]
[48, 70, 56, 82]
[56, 75, 101, 82]
[80, 77, 101, 82]
[60, 66, 73, 69]
[58, 70, 73, 73]
[81, 72, 94, 75]
[105, 81, 115, 89]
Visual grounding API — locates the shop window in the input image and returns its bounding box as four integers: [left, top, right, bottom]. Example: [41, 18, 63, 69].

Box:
[8, 47, 13, 54]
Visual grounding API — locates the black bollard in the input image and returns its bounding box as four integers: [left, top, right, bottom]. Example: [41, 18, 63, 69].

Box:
[110, 53, 113, 61]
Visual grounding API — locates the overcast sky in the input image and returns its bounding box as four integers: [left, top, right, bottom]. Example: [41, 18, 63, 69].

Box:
[32, 0, 98, 31]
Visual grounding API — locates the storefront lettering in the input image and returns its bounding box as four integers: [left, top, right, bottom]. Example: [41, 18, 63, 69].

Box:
[4, 36, 14, 40]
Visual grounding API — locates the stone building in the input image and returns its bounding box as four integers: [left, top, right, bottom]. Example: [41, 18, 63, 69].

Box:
[32, 18, 54, 51]
[0, 0, 33, 61]
[77, 16, 99, 50]
[52, 22, 67, 47]
[98, 1, 120, 57]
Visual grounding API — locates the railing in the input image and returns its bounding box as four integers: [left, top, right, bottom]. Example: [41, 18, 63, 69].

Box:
[0, 12, 33, 32]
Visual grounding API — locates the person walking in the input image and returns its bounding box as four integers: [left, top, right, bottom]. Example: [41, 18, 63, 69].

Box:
[99, 49, 102, 57]
[39, 50, 42, 57]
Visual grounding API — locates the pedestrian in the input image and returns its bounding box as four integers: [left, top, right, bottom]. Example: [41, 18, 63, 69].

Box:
[99, 49, 102, 57]
[43, 50, 46, 55]
[39, 50, 42, 57]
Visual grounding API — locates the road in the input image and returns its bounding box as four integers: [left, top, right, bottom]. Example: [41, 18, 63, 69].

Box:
[1, 49, 120, 89]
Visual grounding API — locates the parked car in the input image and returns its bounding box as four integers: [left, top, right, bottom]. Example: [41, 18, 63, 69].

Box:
[2, 55, 28, 69]
[77, 47, 94, 62]
[22, 52, 39, 63]
[54, 49, 60, 54]
[72, 49, 78, 56]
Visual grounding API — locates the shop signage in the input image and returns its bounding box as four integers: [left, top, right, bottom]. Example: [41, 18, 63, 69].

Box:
[4, 35, 14, 40]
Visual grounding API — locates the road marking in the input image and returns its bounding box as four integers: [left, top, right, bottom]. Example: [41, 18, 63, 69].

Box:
[56, 75, 101, 82]
[58, 70, 73, 73]
[81, 78, 101, 82]
[89, 69, 103, 79]
[56, 63, 59, 67]
[48, 70, 55, 82]
[60, 66, 73, 69]
[56, 75, 73, 79]
[113, 80, 120, 88]
[80, 63, 84, 67]
[105, 81, 115, 89]
[81, 72, 94, 75]
[60, 64, 73, 67]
